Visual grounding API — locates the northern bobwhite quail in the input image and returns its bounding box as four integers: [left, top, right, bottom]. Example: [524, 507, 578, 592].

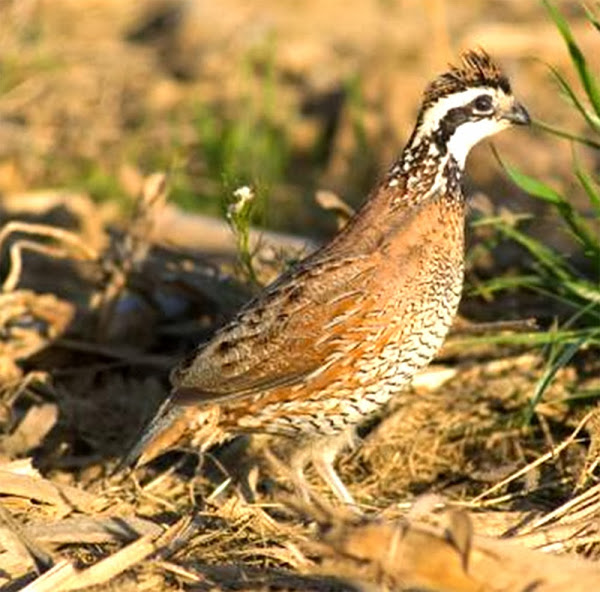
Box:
[122, 50, 530, 504]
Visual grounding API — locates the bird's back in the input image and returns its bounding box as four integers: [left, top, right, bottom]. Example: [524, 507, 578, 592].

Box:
[171, 172, 466, 437]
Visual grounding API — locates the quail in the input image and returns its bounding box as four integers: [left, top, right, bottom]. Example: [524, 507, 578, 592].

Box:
[123, 50, 530, 504]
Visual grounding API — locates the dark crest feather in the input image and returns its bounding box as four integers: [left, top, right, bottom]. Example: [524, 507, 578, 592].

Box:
[423, 49, 511, 108]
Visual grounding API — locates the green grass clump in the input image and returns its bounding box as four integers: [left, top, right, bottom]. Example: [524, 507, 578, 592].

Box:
[473, 0, 600, 421]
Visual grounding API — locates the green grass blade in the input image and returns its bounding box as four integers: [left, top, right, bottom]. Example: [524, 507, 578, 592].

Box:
[534, 119, 600, 149]
[543, 0, 600, 117]
[522, 333, 590, 425]
[572, 149, 600, 216]
[546, 64, 600, 132]
[540, 286, 600, 321]
[452, 328, 600, 349]
[485, 223, 600, 317]
[496, 154, 600, 256]
[467, 274, 543, 297]
[561, 389, 600, 404]
[566, 279, 600, 303]
[582, 3, 600, 32]
[500, 228, 599, 306]
[492, 221, 572, 279]
[501, 162, 563, 204]
[473, 214, 570, 277]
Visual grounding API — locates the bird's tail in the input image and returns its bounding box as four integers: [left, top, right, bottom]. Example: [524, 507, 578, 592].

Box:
[116, 397, 188, 472]
[116, 397, 226, 474]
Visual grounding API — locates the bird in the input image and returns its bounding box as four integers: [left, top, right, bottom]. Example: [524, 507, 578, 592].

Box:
[121, 50, 530, 504]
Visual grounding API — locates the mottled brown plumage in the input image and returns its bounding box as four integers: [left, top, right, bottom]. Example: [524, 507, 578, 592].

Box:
[123, 50, 529, 504]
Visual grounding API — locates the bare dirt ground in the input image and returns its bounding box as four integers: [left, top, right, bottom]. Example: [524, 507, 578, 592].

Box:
[1, 1, 600, 590]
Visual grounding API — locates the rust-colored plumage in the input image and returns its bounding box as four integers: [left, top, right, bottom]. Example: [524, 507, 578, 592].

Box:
[123, 50, 529, 504]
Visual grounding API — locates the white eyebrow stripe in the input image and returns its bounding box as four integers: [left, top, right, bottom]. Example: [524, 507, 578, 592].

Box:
[418, 87, 497, 136]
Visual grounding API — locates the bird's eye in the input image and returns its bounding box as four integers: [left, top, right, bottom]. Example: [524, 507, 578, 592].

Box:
[473, 95, 493, 113]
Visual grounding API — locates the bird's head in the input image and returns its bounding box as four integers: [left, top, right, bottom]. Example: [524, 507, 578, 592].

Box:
[409, 50, 530, 168]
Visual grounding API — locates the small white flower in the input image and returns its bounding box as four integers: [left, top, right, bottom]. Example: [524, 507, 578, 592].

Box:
[228, 186, 255, 219]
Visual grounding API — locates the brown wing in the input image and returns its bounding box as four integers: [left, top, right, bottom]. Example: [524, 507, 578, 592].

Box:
[170, 174, 446, 408]
[171, 251, 380, 405]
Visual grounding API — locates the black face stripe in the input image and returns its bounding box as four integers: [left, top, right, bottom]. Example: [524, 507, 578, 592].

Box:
[432, 106, 471, 152]
[431, 94, 497, 152]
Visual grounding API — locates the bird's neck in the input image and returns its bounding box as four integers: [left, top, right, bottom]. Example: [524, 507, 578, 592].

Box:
[327, 136, 464, 256]
[388, 134, 463, 207]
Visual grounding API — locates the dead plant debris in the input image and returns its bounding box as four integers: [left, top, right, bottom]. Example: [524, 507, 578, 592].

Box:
[0, 177, 598, 591]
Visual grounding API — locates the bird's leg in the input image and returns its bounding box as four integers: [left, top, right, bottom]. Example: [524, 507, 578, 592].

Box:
[290, 447, 313, 502]
[287, 431, 358, 505]
[312, 452, 355, 506]
[311, 430, 358, 507]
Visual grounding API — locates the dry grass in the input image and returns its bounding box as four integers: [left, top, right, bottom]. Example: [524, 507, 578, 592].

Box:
[2, 1, 600, 590]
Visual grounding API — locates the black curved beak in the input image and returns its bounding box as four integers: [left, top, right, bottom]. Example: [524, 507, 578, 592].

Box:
[503, 101, 530, 125]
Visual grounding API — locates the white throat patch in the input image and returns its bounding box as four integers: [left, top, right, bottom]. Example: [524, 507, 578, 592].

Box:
[447, 117, 510, 167]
